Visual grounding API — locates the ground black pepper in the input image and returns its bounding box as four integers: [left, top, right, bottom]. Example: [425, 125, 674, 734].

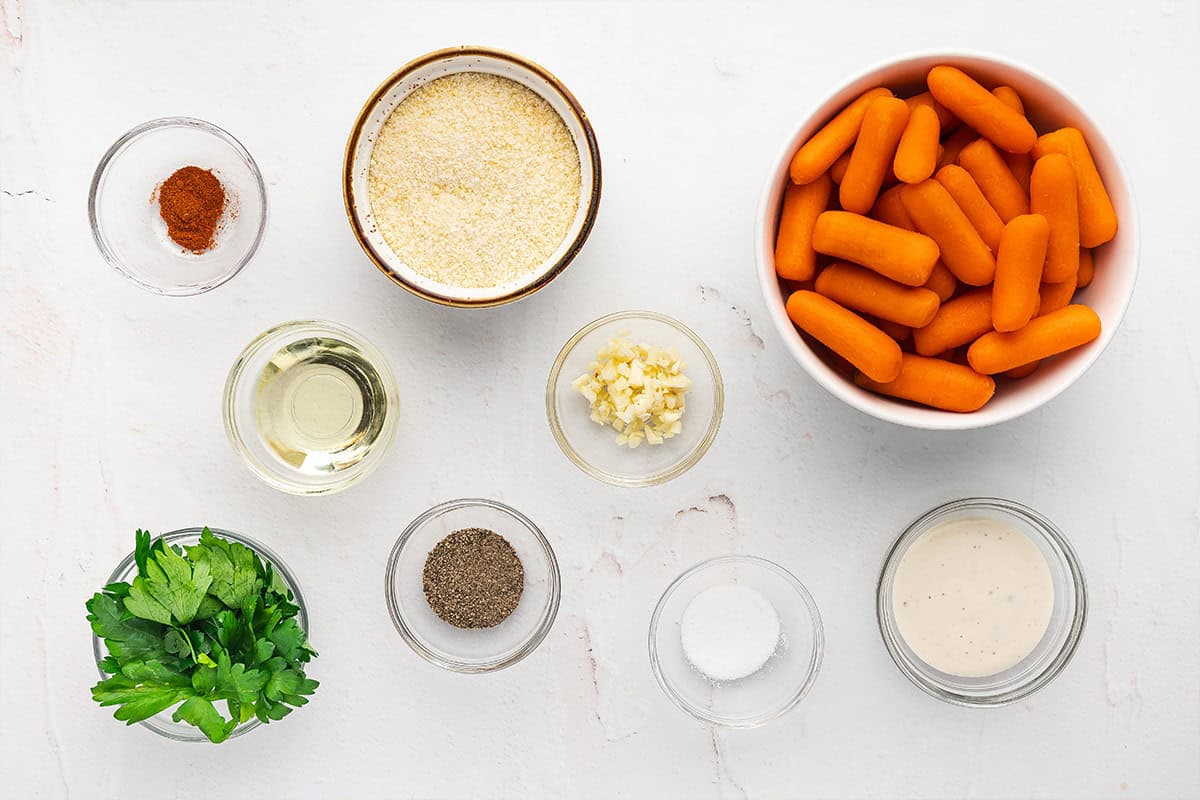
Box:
[422, 528, 524, 629]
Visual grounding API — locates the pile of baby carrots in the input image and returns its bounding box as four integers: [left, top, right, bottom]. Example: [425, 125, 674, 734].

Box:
[775, 65, 1116, 413]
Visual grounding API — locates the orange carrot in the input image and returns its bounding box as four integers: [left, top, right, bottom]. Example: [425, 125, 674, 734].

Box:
[940, 126, 976, 168]
[912, 287, 993, 357]
[1005, 152, 1034, 194]
[829, 151, 852, 184]
[990, 85, 1025, 115]
[1030, 153, 1080, 283]
[927, 65, 1037, 153]
[1005, 361, 1040, 379]
[992, 214, 1050, 332]
[900, 179, 996, 286]
[815, 261, 941, 328]
[894, 104, 941, 184]
[786, 290, 903, 382]
[871, 185, 915, 229]
[967, 304, 1102, 374]
[840, 96, 910, 214]
[1032, 127, 1117, 247]
[958, 138, 1030, 222]
[790, 87, 893, 185]
[1039, 274, 1078, 316]
[935, 164, 1004, 251]
[812, 210, 940, 286]
[1076, 248, 1094, 288]
[871, 316, 912, 343]
[775, 174, 834, 281]
[855, 353, 995, 412]
[924, 261, 958, 302]
[905, 91, 958, 129]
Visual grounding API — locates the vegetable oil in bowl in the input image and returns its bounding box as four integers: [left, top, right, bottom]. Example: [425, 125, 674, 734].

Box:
[254, 336, 388, 475]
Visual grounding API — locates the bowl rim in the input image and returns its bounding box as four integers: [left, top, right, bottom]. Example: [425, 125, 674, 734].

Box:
[875, 497, 1088, 707]
[383, 497, 562, 673]
[754, 49, 1140, 430]
[90, 526, 309, 742]
[221, 319, 400, 496]
[342, 45, 602, 308]
[87, 116, 269, 297]
[544, 309, 725, 487]
[647, 554, 825, 728]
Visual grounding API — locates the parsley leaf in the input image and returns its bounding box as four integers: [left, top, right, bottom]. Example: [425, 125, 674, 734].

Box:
[90, 530, 318, 744]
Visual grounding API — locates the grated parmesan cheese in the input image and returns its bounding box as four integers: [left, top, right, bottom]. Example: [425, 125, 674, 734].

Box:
[368, 72, 582, 289]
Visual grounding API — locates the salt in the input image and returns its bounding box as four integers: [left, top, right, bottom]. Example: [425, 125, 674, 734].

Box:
[680, 583, 781, 682]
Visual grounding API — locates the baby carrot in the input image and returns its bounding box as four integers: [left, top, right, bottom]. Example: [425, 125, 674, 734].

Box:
[894, 104, 941, 184]
[855, 353, 996, 412]
[905, 91, 958, 129]
[912, 287, 993, 357]
[1077, 248, 1095, 288]
[840, 96, 910, 213]
[1033, 127, 1117, 247]
[871, 316, 912, 343]
[939, 126, 976, 168]
[815, 261, 941, 328]
[829, 151, 852, 184]
[812, 211, 940, 286]
[924, 261, 958, 302]
[1005, 152, 1034, 194]
[991, 85, 1025, 115]
[992, 214, 1050, 332]
[900, 179, 996, 286]
[775, 174, 834, 281]
[786, 290, 903, 382]
[927, 65, 1037, 153]
[1030, 153, 1080, 283]
[790, 87, 893, 185]
[871, 185, 914, 229]
[1039, 274, 1077, 316]
[958, 138, 1030, 222]
[1005, 361, 1040, 379]
[967, 304, 1102, 374]
[935, 164, 1004, 251]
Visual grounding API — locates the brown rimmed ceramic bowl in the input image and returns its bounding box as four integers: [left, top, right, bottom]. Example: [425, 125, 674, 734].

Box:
[343, 46, 601, 308]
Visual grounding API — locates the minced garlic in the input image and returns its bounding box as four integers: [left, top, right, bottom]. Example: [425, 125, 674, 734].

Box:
[571, 337, 691, 448]
[367, 72, 581, 289]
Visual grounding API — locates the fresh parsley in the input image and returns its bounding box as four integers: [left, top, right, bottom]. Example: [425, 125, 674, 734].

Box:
[87, 528, 318, 743]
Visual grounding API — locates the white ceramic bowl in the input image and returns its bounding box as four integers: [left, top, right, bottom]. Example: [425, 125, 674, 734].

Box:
[755, 52, 1139, 429]
[344, 46, 601, 307]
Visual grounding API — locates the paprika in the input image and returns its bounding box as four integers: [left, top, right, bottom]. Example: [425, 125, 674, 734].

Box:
[156, 166, 226, 253]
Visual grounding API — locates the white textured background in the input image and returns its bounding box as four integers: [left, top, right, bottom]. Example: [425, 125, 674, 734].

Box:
[2, 1, 1198, 798]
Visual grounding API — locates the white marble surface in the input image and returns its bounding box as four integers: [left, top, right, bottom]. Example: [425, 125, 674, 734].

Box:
[3, 1, 1199, 797]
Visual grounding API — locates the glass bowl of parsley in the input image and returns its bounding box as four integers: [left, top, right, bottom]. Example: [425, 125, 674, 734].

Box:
[88, 527, 317, 743]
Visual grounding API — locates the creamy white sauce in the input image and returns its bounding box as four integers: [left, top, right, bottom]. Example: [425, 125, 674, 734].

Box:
[892, 517, 1053, 677]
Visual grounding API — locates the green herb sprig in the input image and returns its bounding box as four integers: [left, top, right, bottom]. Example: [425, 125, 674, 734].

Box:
[87, 528, 318, 743]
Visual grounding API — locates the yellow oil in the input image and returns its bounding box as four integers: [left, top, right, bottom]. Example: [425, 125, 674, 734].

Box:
[254, 337, 387, 475]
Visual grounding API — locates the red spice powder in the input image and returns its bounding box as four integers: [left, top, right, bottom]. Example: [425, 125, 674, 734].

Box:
[156, 166, 226, 253]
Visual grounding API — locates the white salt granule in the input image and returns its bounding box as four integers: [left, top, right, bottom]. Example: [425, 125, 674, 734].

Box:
[367, 72, 582, 289]
[680, 584, 781, 682]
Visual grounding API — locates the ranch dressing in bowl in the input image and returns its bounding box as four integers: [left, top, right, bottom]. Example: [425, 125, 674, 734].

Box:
[892, 517, 1053, 677]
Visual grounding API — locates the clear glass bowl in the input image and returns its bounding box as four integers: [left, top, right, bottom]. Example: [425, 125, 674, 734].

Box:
[877, 498, 1087, 707]
[648, 555, 824, 728]
[90, 527, 308, 742]
[385, 498, 560, 673]
[546, 310, 723, 487]
[223, 320, 400, 495]
[88, 117, 267, 296]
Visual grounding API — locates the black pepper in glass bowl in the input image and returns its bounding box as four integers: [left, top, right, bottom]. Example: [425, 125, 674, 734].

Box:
[385, 499, 560, 673]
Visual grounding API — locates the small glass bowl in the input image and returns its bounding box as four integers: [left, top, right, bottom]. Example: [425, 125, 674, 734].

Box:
[223, 320, 400, 495]
[877, 498, 1087, 707]
[648, 556, 824, 728]
[385, 498, 561, 673]
[88, 117, 267, 296]
[91, 527, 308, 742]
[546, 311, 723, 487]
